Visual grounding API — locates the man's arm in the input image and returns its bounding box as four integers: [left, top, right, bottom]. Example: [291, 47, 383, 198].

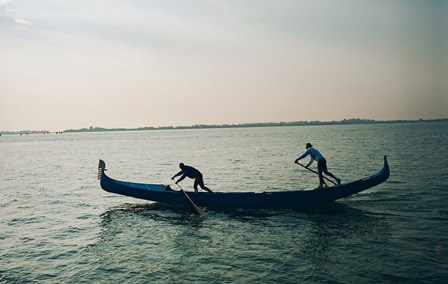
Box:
[175, 174, 187, 183]
[294, 149, 310, 164]
[172, 170, 183, 180]
[305, 158, 314, 168]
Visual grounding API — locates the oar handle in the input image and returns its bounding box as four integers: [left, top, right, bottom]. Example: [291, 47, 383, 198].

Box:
[296, 162, 337, 185]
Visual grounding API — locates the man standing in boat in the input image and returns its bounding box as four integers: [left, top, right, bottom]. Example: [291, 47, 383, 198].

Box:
[172, 163, 213, 193]
[295, 143, 341, 187]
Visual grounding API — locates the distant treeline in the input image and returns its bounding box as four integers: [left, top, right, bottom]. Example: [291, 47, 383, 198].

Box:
[1, 118, 447, 135]
[63, 118, 448, 133]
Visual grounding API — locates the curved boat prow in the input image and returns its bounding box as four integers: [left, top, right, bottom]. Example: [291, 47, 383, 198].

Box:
[98, 159, 106, 180]
[382, 155, 390, 181]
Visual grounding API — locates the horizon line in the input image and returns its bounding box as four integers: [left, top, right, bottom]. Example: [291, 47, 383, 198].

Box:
[1, 117, 447, 135]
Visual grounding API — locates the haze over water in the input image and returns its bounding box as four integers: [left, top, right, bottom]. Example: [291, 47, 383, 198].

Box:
[1, 122, 447, 283]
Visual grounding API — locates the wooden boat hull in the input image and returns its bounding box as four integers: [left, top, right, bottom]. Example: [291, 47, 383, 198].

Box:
[98, 157, 389, 209]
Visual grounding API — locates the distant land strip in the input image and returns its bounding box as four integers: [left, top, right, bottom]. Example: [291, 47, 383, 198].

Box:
[1, 118, 447, 135]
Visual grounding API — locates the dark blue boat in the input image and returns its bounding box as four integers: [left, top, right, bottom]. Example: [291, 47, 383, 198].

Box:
[98, 157, 389, 209]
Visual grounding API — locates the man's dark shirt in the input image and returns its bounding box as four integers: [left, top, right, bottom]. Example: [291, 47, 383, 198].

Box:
[174, 165, 201, 182]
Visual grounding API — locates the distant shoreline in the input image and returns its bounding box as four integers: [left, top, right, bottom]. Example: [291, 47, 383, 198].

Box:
[1, 118, 447, 135]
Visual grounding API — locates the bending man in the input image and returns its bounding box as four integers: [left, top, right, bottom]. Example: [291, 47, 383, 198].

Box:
[172, 163, 213, 193]
[295, 143, 341, 187]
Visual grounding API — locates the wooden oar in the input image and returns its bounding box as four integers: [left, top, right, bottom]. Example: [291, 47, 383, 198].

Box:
[296, 162, 337, 185]
[176, 184, 206, 217]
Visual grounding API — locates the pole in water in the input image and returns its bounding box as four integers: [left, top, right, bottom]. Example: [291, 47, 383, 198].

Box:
[296, 162, 337, 185]
[177, 184, 206, 217]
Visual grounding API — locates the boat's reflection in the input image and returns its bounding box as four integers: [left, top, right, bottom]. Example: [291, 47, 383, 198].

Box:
[99, 201, 391, 242]
[94, 200, 391, 278]
[99, 202, 205, 227]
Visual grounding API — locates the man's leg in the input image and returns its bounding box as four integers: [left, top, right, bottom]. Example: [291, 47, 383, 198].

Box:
[197, 176, 213, 193]
[321, 160, 340, 184]
[193, 179, 199, 193]
[317, 165, 326, 187]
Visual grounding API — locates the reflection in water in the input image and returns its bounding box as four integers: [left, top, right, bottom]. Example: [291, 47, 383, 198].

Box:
[100, 203, 205, 226]
[90, 203, 212, 283]
[96, 202, 207, 249]
[90, 202, 391, 282]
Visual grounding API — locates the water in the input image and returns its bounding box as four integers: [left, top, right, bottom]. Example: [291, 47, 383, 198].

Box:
[1, 122, 447, 283]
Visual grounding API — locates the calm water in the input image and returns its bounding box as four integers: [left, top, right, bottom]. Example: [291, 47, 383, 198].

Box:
[1, 122, 447, 283]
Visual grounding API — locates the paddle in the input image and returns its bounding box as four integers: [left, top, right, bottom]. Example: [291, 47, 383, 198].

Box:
[296, 162, 337, 185]
[176, 183, 206, 217]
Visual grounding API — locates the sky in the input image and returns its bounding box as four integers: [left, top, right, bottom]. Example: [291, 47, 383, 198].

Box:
[0, 0, 447, 131]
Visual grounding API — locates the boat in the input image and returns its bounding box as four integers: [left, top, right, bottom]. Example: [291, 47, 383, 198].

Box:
[97, 156, 390, 209]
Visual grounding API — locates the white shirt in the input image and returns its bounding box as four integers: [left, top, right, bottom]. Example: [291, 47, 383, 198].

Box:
[296, 147, 324, 167]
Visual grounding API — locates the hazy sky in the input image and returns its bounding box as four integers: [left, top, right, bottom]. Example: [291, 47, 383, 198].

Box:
[1, 0, 447, 131]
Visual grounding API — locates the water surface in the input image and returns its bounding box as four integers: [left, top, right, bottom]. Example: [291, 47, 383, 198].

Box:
[1, 122, 447, 283]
